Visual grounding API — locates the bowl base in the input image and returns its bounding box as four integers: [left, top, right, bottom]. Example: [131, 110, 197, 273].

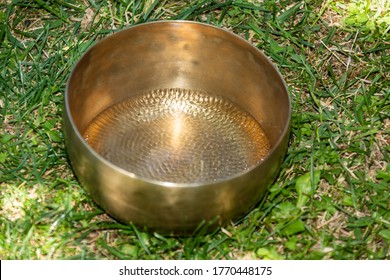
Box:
[83, 88, 270, 183]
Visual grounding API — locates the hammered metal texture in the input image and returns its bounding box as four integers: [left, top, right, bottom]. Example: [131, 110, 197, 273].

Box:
[84, 88, 270, 183]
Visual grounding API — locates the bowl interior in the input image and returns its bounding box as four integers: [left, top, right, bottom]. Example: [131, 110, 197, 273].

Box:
[66, 21, 290, 184]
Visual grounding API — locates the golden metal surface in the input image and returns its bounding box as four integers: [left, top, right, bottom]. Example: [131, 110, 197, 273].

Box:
[64, 21, 291, 234]
[83, 88, 270, 183]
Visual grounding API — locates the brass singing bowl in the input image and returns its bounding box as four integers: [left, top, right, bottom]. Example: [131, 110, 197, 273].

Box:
[64, 21, 291, 235]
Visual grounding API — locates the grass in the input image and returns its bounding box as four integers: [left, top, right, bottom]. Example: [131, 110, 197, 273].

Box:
[0, 0, 389, 260]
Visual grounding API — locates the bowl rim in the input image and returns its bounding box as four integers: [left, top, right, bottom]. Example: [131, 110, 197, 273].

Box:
[64, 20, 292, 188]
